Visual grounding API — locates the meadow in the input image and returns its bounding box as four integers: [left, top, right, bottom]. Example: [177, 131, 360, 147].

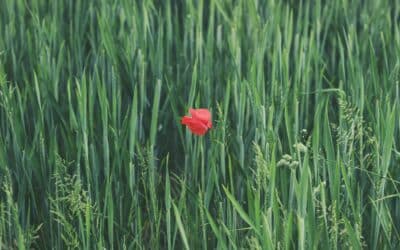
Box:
[0, 0, 399, 249]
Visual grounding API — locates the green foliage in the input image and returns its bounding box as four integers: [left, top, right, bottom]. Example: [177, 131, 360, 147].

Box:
[0, 0, 399, 248]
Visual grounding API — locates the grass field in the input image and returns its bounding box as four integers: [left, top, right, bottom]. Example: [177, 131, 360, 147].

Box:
[0, 0, 399, 249]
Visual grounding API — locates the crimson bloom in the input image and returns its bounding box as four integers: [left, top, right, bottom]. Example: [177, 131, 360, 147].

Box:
[181, 108, 212, 136]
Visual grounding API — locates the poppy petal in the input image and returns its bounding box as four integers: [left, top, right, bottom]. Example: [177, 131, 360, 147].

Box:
[181, 116, 192, 125]
[187, 122, 208, 135]
[182, 108, 212, 136]
[182, 116, 208, 135]
[190, 108, 212, 128]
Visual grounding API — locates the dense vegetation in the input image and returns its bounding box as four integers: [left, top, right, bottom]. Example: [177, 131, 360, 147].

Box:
[0, 0, 399, 249]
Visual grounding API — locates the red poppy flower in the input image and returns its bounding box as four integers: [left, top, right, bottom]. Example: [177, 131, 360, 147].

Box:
[181, 108, 212, 135]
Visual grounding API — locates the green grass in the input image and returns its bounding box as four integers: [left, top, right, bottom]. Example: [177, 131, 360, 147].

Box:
[0, 0, 399, 249]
